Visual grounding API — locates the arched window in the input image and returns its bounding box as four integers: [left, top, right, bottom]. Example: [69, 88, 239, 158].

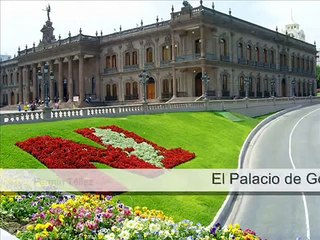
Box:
[132, 51, 138, 65]
[10, 73, 13, 85]
[146, 47, 153, 63]
[257, 78, 261, 93]
[112, 55, 117, 68]
[163, 79, 169, 93]
[195, 39, 201, 54]
[106, 84, 111, 97]
[311, 59, 314, 72]
[238, 43, 244, 59]
[297, 56, 300, 69]
[247, 45, 252, 60]
[284, 54, 287, 67]
[239, 76, 244, 91]
[255, 47, 260, 62]
[306, 57, 310, 71]
[125, 52, 130, 66]
[264, 79, 269, 91]
[125, 82, 131, 96]
[249, 77, 253, 92]
[220, 39, 227, 56]
[106, 56, 111, 68]
[222, 75, 228, 90]
[112, 84, 117, 97]
[263, 49, 268, 63]
[162, 46, 171, 62]
[270, 50, 275, 64]
[301, 58, 305, 71]
[133, 82, 138, 96]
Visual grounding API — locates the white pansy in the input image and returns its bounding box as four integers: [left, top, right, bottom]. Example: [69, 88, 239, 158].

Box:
[93, 128, 164, 167]
[149, 223, 161, 233]
[104, 233, 115, 240]
[118, 230, 130, 240]
[125, 219, 136, 229]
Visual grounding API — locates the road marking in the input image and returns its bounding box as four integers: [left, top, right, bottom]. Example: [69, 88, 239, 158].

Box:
[289, 107, 320, 240]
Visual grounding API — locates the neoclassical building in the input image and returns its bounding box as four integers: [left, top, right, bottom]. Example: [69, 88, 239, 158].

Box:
[0, 1, 318, 107]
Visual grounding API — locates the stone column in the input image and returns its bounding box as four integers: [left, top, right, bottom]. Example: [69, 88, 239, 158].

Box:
[49, 61, 54, 102]
[58, 58, 63, 102]
[25, 66, 30, 103]
[171, 31, 176, 98]
[78, 55, 84, 102]
[119, 75, 124, 102]
[201, 66, 205, 96]
[32, 65, 37, 101]
[67, 56, 73, 102]
[95, 55, 101, 100]
[200, 25, 205, 58]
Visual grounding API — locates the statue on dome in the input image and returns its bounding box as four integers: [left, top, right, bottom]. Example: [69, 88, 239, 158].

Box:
[43, 4, 51, 21]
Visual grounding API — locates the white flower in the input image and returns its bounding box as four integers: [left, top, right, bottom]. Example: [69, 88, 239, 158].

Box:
[118, 230, 130, 240]
[93, 128, 164, 167]
[104, 233, 115, 240]
[125, 220, 136, 229]
[149, 223, 161, 233]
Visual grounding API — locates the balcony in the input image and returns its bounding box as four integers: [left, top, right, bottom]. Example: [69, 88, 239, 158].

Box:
[238, 58, 247, 65]
[144, 62, 155, 69]
[160, 60, 171, 67]
[257, 62, 264, 68]
[104, 67, 118, 74]
[280, 66, 288, 72]
[125, 94, 139, 100]
[270, 64, 276, 69]
[123, 64, 139, 72]
[175, 54, 200, 63]
[105, 96, 118, 101]
[220, 55, 230, 62]
[248, 60, 256, 66]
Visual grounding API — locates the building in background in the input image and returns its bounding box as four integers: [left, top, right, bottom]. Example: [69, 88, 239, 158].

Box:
[0, 1, 318, 107]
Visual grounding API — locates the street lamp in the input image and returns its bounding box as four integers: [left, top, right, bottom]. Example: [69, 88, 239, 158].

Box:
[270, 79, 276, 97]
[50, 71, 54, 102]
[291, 79, 296, 97]
[244, 77, 249, 98]
[139, 69, 149, 103]
[201, 72, 210, 100]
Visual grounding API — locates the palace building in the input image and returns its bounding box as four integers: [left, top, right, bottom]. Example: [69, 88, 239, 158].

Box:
[0, 1, 318, 107]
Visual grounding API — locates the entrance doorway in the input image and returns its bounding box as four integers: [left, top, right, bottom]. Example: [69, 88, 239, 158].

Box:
[195, 72, 202, 97]
[282, 78, 286, 97]
[147, 78, 155, 99]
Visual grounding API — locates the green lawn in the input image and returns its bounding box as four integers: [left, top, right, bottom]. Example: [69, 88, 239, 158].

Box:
[0, 111, 263, 225]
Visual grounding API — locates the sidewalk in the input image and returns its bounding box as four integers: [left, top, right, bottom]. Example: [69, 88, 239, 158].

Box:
[0, 228, 18, 240]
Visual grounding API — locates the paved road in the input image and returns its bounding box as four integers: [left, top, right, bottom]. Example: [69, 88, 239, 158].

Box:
[226, 104, 320, 240]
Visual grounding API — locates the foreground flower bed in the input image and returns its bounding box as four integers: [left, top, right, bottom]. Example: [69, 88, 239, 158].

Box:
[0, 193, 262, 240]
[16, 125, 195, 169]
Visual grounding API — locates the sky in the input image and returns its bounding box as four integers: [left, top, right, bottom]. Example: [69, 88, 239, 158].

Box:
[1, 0, 320, 59]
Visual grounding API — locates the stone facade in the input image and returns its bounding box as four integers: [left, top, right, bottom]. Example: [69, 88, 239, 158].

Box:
[0, 1, 318, 107]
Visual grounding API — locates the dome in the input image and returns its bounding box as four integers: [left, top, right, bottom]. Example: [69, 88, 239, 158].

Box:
[281, 10, 306, 41]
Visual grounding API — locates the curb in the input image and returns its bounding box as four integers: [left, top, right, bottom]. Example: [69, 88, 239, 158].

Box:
[210, 102, 317, 227]
[0, 228, 18, 240]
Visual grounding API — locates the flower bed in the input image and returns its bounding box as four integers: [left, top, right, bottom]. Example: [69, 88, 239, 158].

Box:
[76, 125, 196, 168]
[0, 193, 262, 240]
[16, 125, 195, 170]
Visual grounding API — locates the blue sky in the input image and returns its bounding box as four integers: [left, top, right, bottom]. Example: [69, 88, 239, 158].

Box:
[1, 1, 319, 58]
